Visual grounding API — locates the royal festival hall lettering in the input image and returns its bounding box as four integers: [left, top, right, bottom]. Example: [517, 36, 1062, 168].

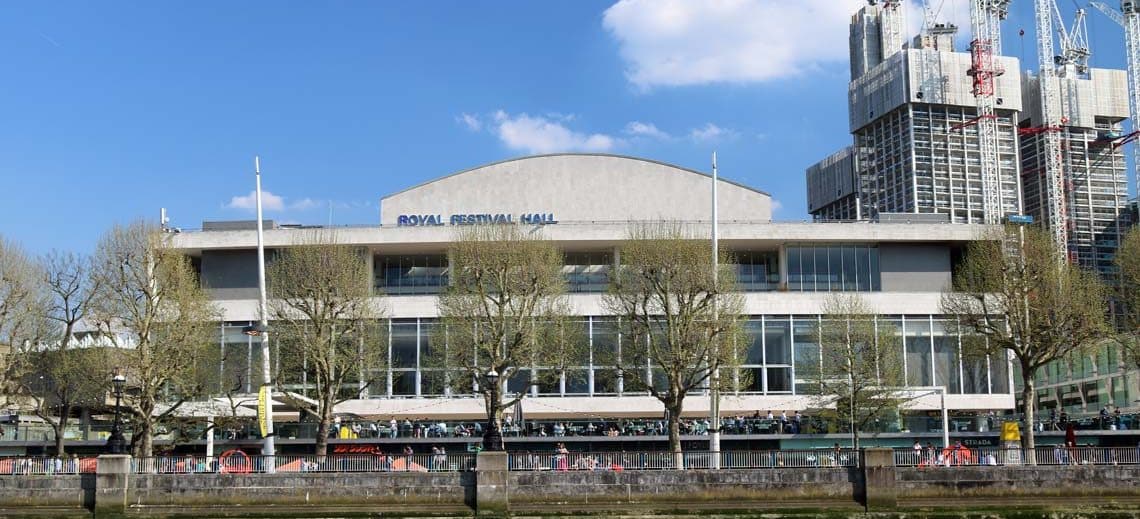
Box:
[396, 213, 558, 227]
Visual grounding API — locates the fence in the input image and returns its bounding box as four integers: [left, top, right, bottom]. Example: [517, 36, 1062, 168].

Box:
[0, 456, 91, 475]
[129, 452, 475, 474]
[894, 446, 1140, 467]
[508, 449, 859, 471]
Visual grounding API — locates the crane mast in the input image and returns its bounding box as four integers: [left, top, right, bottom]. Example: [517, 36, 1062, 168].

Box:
[1034, 0, 1070, 255]
[968, 0, 1010, 224]
[1089, 1, 1140, 211]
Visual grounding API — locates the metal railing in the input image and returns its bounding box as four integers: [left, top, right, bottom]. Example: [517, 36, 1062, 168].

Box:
[0, 456, 91, 475]
[508, 449, 859, 471]
[130, 453, 474, 474]
[894, 446, 1140, 467]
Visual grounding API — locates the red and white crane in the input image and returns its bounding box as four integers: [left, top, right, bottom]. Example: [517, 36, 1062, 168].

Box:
[968, 0, 1011, 224]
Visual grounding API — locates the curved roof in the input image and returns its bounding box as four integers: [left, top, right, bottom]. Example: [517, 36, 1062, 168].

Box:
[383, 153, 771, 200]
[380, 153, 772, 226]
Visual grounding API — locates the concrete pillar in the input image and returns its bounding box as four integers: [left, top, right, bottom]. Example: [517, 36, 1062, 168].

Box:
[475, 451, 509, 516]
[94, 454, 131, 516]
[862, 448, 897, 511]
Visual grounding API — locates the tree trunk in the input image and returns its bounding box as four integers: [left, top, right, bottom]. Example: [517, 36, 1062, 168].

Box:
[315, 412, 330, 458]
[1021, 374, 1037, 465]
[666, 403, 683, 470]
[53, 407, 71, 456]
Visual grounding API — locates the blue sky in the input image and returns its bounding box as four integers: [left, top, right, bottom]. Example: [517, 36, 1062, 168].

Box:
[0, 0, 1132, 254]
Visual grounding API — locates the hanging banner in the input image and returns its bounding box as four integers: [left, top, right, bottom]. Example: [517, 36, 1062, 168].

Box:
[257, 385, 270, 438]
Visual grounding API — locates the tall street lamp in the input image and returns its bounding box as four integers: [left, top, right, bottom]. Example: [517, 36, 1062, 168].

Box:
[245, 156, 275, 469]
[107, 370, 127, 454]
[482, 369, 503, 451]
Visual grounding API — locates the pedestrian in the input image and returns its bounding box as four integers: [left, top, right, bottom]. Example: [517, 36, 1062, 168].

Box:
[912, 440, 922, 465]
[792, 411, 803, 434]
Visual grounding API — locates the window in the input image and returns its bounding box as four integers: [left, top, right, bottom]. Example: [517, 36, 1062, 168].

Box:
[786, 245, 881, 292]
[375, 254, 448, 295]
[734, 251, 779, 291]
[563, 251, 612, 293]
[905, 318, 933, 386]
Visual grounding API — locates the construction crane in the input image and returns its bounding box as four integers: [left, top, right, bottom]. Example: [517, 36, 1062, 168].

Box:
[1089, 1, 1140, 205]
[1031, 0, 1072, 255]
[967, 0, 1011, 224]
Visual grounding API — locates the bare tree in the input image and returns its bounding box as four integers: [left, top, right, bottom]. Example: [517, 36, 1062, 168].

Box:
[90, 221, 219, 457]
[16, 252, 109, 455]
[942, 225, 1108, 453]
[430, 224, 582, 450]
[0, 236, 49, 405]
[603, 224, 744, 468]
[813, 293, 904, 450]
[268, 232, 382, 457]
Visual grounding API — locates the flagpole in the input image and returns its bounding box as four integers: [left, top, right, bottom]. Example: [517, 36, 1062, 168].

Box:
[709, 151, 721, 469]
[254, 156, 276, 469]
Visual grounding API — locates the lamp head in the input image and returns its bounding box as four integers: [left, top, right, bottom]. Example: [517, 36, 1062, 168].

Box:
[112, 370, 126, 390]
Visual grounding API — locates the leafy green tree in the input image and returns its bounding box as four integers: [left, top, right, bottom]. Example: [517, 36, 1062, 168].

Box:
[813, 293, 904, 450]
[942, 225, 1108, 453]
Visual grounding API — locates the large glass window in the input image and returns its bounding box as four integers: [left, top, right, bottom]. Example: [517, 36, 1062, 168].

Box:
[792, 317, 819, 395]
[592, 318, 620, 394]
[375, 254, 448, 295]
[786, 245, 881, 292]
[931, 320, 961, 393]
[563, 251, 612, 293]
[390, 321, 418, 370]
[904, 317, 933, 386]
[764, 317, 792, 365]
[734, 251, 779, 291]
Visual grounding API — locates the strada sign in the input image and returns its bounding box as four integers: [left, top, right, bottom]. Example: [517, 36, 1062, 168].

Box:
[397, 213, 558, 227]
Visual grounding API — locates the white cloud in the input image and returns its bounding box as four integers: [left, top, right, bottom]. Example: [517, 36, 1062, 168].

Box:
[624, 121, 671, 140]
[771, 199, 783, 213]
[226, 190, 284, 211]
[289, 198, 322, 211]
[603, 0, 866, 88]
[457, 113, 482, 131]
[490, 110, 619, 154]
[689, 123, 738, 142]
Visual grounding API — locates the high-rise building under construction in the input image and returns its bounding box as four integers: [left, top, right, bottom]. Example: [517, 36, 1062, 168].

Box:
[808, 4, 1024, 223]
[1018, 68, 1131, 277]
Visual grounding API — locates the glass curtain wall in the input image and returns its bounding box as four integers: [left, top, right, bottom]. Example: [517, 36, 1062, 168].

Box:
[212, 314, 1009, 398]
[786, 244, 880, 291]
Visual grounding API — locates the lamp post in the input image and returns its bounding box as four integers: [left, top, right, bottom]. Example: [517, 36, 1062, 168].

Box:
[244, 156, 275, 468]
[107, 371, 127, 455]
[910, 386, 950, 450]
[482, 369, 503, 451]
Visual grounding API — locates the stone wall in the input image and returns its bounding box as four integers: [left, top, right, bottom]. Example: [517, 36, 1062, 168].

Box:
[508, 468, 861, 507]
[0, 474, 90, 511]
[128, 472, 470, 508]
[6, 454, 1140, 516]
[896, 465, 1140, 500]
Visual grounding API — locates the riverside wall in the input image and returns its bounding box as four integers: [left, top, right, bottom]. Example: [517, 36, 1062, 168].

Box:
[3, 451, 1140, 517]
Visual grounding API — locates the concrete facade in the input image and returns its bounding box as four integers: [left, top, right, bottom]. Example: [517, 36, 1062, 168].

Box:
[380, 154, 772, 227]
[167, 153, 1014, 421]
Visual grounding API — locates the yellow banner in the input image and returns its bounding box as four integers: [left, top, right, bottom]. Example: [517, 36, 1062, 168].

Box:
[258, 385, 270, 438]
[1000, 421, 1021, 442]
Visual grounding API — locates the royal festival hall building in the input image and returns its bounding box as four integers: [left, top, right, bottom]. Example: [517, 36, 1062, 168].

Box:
[168, 154, 1012, 435]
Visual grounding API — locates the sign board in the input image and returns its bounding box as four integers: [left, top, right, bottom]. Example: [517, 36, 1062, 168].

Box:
[1000, 421, 1021, 442]
[397, 213, 558, 227]
[257, 386, 270, 439]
